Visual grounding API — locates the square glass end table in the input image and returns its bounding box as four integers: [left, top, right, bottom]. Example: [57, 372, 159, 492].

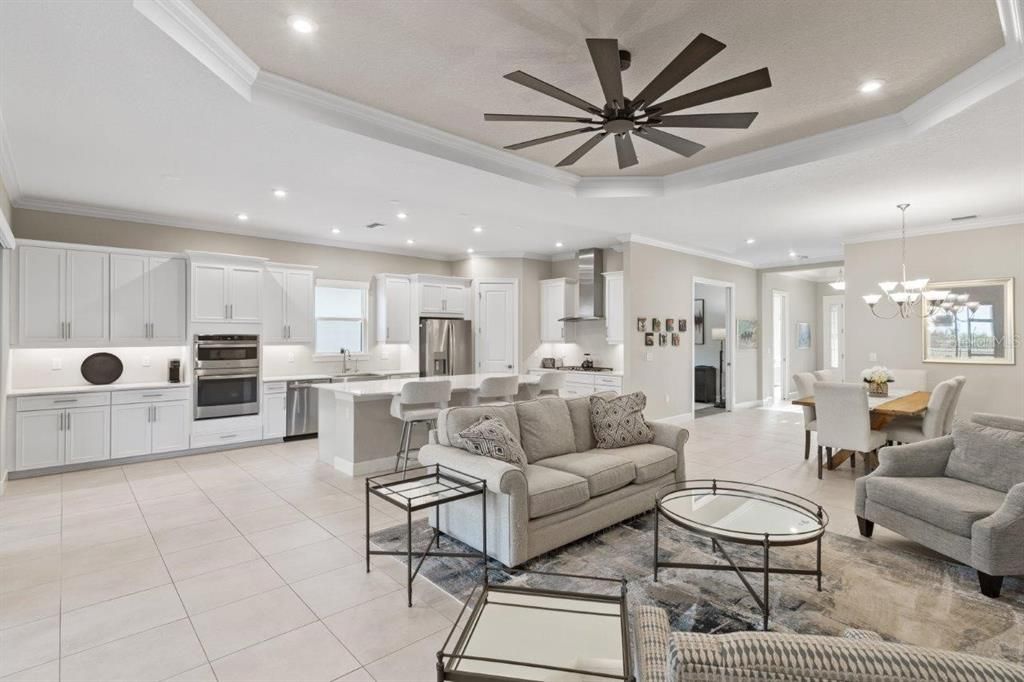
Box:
[365, 464, 487, 607]
[437, 569, 634, 682]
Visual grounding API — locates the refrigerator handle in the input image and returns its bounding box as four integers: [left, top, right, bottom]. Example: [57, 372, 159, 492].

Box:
[445, 323, 455, 375]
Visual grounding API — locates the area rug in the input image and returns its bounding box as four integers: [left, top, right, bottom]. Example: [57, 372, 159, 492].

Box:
[370, 512, 1024, 664]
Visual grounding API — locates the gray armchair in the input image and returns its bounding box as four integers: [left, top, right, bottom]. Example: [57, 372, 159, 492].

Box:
[855, 413, 1024, 597]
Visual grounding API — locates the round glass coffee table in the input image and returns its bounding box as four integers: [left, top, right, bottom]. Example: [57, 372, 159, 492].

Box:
[654, 479, 828, 630]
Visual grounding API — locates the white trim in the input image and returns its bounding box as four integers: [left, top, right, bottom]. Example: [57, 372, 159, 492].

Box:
[0, 205, 14, 250]
[770, 289, 790, 403]
[333, 454, 395, 477]
[17, 238, 181, 259]
[693, 276, 737, 414]
[0, 103, 20, 205]
[132, 0, 259, 100]
[653, 412, 694, 425]
[623, 234, 755, 269]
[822, 294, 846, 379]
[842, 212, 1024, 245]
[998, 0, 1024, 46]
[575, 177, 663, 199]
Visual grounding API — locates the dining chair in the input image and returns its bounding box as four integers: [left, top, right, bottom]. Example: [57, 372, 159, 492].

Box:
[814, 382, 887, 479]
[474, 375, 520, 405]
[886, 376, 966, 444]
[888, 369, 929, 391]
[813, 369, 837, 382]
[390, 379, 452, 474]
[792, 372, 817, 460]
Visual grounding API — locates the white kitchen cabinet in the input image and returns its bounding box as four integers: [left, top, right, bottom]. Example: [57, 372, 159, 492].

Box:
[262, 382, 288, 439]
[189, 253, 267, 323]
[148, 257, 187, 342]
[264, 266, 315, 343]
[152, 401, 191, 453]
[111, 403, 152, 458]
[416, 276, 470, 317]
[603, 271, 624, 345]
[442, 284, 466, 315]
[111, 254, 186, 344]
[15, 410, 65, 470]
[16, 399, 111, 470]
[18, 245, 108, 346]
[419, 282, 445, 314]
[228, 266, 262, 322]
[539, 278, 577, 343]
[111, 398, 190, 458]
[375, 274, 412, 343]
[191, 263, 229, 322]
[65, 406, 111, 464]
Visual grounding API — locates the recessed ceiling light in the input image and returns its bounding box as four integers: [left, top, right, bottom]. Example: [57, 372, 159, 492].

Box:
[236, 213, 248, 221]
[788, 250, 798, 258]
[473, 226, 483, 233]
[331, 227, 340, 234]
[288, 15, 317, 34]
[746, 238, 756, 245]
[396, 212, 407, 220]
[466, 248, 474, 254]
[555, 242, 563, 248]
[272, 188, 287, 199]
[858, 79, 884, 94]
[406, 239, 415, 245]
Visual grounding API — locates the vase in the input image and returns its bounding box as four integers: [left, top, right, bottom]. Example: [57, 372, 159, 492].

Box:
[868, 381, 889, 397]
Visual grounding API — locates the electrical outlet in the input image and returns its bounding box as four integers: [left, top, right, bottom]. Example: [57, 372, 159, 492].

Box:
[379, 348, 390, 360]
[868, 352, 878, 362]
[141, 356, 151, 367]
[287, 352, 295, 363]
[664, 393, 670, 404]
[51, 358, 62, 371]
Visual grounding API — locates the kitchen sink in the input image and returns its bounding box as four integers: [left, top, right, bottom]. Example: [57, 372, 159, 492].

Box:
[330, 373, 383, 383]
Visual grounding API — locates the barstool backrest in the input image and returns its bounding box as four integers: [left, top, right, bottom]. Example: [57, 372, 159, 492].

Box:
[478, 375, 520, 402]
[400, 379, 452, 406]
[538, 372, 566, 394]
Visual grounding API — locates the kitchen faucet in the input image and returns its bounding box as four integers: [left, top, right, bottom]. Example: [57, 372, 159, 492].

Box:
[339, 348, 354, 374]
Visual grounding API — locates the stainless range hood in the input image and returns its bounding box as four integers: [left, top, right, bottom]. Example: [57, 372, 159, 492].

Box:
[559, 248, 605, 322]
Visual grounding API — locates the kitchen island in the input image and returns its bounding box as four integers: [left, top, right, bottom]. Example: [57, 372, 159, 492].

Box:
[315, 373, 540, 475]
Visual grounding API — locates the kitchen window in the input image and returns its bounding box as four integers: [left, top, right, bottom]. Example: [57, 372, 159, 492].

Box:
[315, 279, 368, 356]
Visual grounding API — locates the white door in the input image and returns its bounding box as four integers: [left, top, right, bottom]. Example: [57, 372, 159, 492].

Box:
[152, 401, 190, 454]
[65, 406, 110, 464]
[192, 263, 229, 321]
[822, 295, 846, 379]
[476, 282, 516, 373]
[228, 266, 262, 322]
[111, 403, 152, 458]
[16, 410, 65, 469]
[420, 283, 444, 314]
[263, 269, 286, 342]
[148, 257, 186, 343]
[604, 273, 624, 344]
[382, 276, 411, 343]
[443, 284, 466, 315]
[66, 250, 109, 344]
[110, 254, 149, 343]
[262, 392, 287, 439]
[771, 290, 789, 402]
[284, 270, 314, 342]
[19, 246, 65, 344]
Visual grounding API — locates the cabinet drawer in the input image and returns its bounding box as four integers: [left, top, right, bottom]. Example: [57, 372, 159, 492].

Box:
[17, 392, 110, 412]
[191, 414, 262, 437]
[190, 428, 262, 449]
[594, 376, 622, 389]
[111, 387, 191, 405]
[263, 382, 288, 394]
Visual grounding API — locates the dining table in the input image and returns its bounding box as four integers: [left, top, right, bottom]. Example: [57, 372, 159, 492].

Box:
[792, 388, 931, 471]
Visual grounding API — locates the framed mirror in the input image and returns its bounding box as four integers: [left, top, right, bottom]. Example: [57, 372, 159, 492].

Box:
[922, 277, 1015, 364]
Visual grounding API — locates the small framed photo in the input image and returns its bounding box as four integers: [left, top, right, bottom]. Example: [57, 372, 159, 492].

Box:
[679, 319, 686, 332]
[665, 319, 674, 332]
[671, 332, 680, 346]
[644, 332, 654, 346]
[637, 317, 647, 332]
[652, 318, 662, 332]
[658, 333, 667, 347]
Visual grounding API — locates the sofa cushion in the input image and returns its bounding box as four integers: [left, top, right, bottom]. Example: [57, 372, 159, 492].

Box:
[592, 444, 677, 484]
[537, 451, 636, 496]
[590, 392, 654, 449]
[456, 417, 527, 469]
[864, 476, 1005, 537]
[946, 418, 1024, 492]
[437, 404, 520, 449]
[565, 396, 596, 452]
[524, 465, 589, 519]
[516, 398, 576, 463]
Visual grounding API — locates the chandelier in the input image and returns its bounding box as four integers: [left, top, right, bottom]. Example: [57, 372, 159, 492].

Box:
[862, 204, 978, 319]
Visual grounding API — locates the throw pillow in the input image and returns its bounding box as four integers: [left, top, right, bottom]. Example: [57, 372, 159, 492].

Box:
[590, 392, 654, 449]
[456, 416, 528, 469]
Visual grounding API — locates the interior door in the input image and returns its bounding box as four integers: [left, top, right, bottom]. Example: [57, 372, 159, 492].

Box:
[476, 282, 516, 373]
[66, 249, 109, 343]
[148, 257, 185, 343]
[110, 254, 148, 343]
[822, 295, 846, 379]
[19, 245, 65, 344]
[284, 270, 314, 341]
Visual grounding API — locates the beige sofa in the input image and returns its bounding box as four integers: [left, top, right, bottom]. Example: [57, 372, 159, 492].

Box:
[418, 396, 688, 567]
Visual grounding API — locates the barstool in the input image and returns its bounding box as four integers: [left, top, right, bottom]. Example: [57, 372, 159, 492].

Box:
[391, 379, 452, 475]
[474, 376, 520, 405]
[537, 372, 565, 397]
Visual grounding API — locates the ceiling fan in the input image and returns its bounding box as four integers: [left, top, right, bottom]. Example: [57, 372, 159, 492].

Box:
[484, 34, 771, 169]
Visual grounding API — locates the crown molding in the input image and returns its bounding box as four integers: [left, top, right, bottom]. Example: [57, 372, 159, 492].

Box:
[0, 104, 20, 203]
[133, 0, 259, 100]
[621, 234, 757, 269]
[842, 212, 1024, 245]
[997, 0, 1024, 47]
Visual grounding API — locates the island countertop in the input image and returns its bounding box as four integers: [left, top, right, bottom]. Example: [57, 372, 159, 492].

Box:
[315, 372, 539, 401]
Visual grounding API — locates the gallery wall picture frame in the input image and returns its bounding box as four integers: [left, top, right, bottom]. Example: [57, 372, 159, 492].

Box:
[738, 319, 759, 350]
[666, 319, 674, 332]
[637, 317, 647, 332]
[652, 318, 662, 332]
[644, 333, 654, 346]
[679, 319, 687, 332]
[671, 333, 680, 346]
[694, 299, 705, 345]
[796, 322, 812, 349]
[658, 333, 667, 347]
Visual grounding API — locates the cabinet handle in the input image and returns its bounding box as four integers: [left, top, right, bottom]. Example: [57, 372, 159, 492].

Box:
[58, 412, 64, 431]
[66, 413, 71, 432]
[67, 322, 71, 339]
[142, 393, 162, 398]
[53, 398, 78, 404]
[225, 304, 229, 319]
[229, 304, 234, 319]
[219, 434, 236, 439]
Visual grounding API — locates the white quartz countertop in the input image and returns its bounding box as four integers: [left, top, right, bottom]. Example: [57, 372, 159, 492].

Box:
[263, 370, 420, 383]
[7, 381, 191, 397]
[529, 368, 624, 377]
[262, 374, 333, 382]
[316, 373, 540, 400]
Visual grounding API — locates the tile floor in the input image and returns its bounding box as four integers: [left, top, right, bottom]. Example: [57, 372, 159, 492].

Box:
[0, 405, 934, 681]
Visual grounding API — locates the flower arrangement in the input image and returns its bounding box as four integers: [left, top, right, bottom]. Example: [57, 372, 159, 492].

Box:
[861, 366, 895, 396]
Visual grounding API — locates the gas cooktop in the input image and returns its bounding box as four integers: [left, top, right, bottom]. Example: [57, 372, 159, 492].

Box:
[560, 366, 615, 372]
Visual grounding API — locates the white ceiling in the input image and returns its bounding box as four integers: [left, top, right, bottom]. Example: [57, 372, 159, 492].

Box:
[777, 267, 844, 283]
[0, 1, 1022, 267]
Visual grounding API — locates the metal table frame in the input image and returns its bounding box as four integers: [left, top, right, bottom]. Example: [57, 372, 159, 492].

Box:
[653, 479, 828, 630]
[437, 567, 635, 682]
[365, 464, 487, 607]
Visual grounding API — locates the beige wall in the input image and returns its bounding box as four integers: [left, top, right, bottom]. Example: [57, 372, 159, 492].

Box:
[623, 242, 760, 420]
[844, 223, 1024, 417]
[760, 273, 820, 398]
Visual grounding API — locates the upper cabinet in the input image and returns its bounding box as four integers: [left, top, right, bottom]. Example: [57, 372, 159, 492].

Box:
[110, 254, 186, 344]
[264, 264, 316, 343]
[375, 274, 412, 344]
[603, 271, 624, 345]
[188, 252, 266, 324]
[18, 245, 109, 346]
[415, 276, 470, 318]
[539, 278, 577, 343]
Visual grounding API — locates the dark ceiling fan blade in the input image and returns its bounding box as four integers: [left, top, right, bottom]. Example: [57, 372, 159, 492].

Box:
[649, 67, 772, 115]
[614, 133, 638, 169]
[632, 33, 726, 109]
[586, 38, 624, 109]
[504, 127, 599, 151]
[634, 127, 705, 157]
[556, 133, 608, 167]
[485, 113, 597, 123]
[648, 112, 759, 128]
[504, 71, 602, 115]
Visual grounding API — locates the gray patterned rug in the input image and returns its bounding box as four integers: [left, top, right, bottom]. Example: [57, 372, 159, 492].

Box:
[370, 512, 1024, 663]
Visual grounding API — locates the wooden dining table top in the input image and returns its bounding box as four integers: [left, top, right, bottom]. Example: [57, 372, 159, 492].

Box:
[793, 389, 931, 417]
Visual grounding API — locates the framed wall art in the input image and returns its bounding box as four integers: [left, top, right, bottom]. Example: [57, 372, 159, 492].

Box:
[737, 319, 759, 350]
[694, 299, 705, 345]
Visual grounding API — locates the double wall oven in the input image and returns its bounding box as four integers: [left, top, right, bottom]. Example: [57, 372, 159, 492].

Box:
[193, 334, 259, 419]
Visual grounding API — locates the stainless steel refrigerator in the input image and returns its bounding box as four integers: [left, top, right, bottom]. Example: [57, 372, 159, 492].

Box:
[419, 318, 474, 377]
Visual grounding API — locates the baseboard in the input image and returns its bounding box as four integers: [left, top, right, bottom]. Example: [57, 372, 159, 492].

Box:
[334, 455, 396, 477]
[734, 399, 767, 410]
[656, 412, 694, 424]
[0, 469, 7, 496]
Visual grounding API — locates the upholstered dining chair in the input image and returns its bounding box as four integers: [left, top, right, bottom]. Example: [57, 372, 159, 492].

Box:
[888, 368, 929, 391]
[814, 382, 887, 479]
[792, 372, 817, 460]
[813, 369, 837, 382]
[886, 376, 966, 444]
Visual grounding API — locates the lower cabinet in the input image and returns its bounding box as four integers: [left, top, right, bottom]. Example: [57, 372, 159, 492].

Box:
[262, 382, 287, 440]
[111, 399, 191, 458]
[16, 405, 111, 469]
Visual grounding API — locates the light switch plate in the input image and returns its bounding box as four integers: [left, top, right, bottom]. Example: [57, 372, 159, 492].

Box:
[645, 351, 653, 361]
[51, 358, 62, 370]
[287, 352, 295, 363]
[141, 356, 151, 367]
[868, 352, 878, 361]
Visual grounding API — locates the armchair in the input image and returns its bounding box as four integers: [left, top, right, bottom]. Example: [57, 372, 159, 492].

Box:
[855, 414, 1024, 597]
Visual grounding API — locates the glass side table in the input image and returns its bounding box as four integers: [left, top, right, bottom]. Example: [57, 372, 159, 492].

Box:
[437, 567, 634, 681]
[365, 464, 487, 607]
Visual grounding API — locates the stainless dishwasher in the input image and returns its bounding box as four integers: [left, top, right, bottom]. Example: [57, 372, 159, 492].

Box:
[286, 378, 330, 437]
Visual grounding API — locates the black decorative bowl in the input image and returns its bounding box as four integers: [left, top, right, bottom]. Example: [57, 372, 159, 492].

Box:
[81, 352, 124, 385]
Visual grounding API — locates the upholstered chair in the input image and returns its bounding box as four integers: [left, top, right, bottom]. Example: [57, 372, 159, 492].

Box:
[888, 368, 929, 391]
[536, 371, 566, 397]
[474, 375, 520, 405]
[813, 369, 837, 382]
[792, 372, 817, 460]
[814, 382, 887, 479]
[390, 379, 452, 474]
[856, 413, 1024, 598]
[886, 376, 965, 444]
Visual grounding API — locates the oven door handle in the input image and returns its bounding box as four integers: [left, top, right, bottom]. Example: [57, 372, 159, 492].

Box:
[197, 374, 259, 380]
[195, 344, 258, 349]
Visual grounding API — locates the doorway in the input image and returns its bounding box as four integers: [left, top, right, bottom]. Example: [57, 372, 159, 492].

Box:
[474, 279, 519, 373]
[822, 294, 846, 379]
[771, 290, 789, 403]
[692, 278, 734, 419]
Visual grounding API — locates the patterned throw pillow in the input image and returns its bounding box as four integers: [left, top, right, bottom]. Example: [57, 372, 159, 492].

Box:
[456, 417, 528, 469]
[590, 392, 654, 449]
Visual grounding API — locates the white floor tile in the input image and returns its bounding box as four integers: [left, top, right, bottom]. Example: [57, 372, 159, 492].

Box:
[60, 618, 206, 682]
[210, 622, 360, 682]
[189, 586, 316, 660]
